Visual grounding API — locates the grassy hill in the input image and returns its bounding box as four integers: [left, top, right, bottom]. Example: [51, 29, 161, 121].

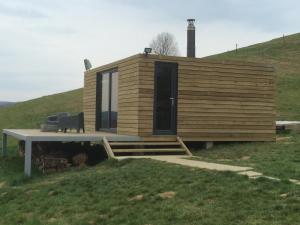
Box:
[1, 158, 300, 225]
[207, 33, 300, 120]
[0, 89, 82, 131]
[0, 102, 15, 108]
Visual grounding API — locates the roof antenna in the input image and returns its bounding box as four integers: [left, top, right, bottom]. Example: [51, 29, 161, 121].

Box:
[84, 59, 92, 71]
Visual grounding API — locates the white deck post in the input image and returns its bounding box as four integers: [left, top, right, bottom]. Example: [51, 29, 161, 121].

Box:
[24, 140, 32, 177]
[2, 133, 7, 157]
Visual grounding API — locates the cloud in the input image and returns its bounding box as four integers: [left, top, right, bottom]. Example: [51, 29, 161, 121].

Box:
[29, 25, 78, 36]
[105, 0, 300, 31]
[0, 2, 47, 19]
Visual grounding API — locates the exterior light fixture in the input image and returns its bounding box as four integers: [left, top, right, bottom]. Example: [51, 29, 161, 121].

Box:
[144, 48, 152, 56]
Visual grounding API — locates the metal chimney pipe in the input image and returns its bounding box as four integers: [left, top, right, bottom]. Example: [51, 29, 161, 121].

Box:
[187, 19, 196, 57]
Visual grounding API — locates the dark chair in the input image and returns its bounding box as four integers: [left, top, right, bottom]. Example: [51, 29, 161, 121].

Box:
[46, 112, 70, 125]
[58, 112, 85, 133]
[41, 112, 70, 132]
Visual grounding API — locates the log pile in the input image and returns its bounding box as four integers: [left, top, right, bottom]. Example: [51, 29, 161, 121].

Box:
[37, 156, 71, 173]
[19, 141, 88, 173]
[32, 143, 74, 173]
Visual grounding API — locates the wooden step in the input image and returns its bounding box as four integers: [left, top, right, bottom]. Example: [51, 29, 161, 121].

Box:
[102, 136, 192, 158]
[140, 137, 177, 142]
[112, 148, 186, 153]
[109, 142, 181, 146]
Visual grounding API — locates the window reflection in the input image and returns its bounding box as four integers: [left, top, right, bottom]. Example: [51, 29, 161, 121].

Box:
[101, 72, 110, 129]
[111, 71, 118, 128]
[97, 70, 118, 131]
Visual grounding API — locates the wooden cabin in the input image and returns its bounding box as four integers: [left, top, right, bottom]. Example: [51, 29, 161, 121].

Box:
[83, 54, 276, 144]
[0, 53, 275, 177]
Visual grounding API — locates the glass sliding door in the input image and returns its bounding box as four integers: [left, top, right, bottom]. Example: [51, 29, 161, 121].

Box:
[96, 69, 118, 132]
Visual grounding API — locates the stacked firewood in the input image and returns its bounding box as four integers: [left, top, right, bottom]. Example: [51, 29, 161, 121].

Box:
[32, 143, 72, 173]
[19, 141, 88, 173]
[34, 154, 72, 174]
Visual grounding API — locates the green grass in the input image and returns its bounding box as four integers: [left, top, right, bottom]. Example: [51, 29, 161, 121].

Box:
[0, 159, 299, 225]
[208, 33, 300, 120]
[191, 132, 300, 181]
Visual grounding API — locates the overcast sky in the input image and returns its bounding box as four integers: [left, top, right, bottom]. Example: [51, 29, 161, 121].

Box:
[0, 0, 300, 101]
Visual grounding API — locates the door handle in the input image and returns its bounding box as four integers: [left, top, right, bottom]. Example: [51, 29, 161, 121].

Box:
[170, 97, 175, 106]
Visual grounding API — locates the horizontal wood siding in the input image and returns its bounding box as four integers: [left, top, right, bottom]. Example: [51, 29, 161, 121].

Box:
[83, 70, 96, 132]
[137, 54, 276, 141]
[117, 58, 140, 136]
[84, 54, 275, 141]
[83, 55, 140, 135]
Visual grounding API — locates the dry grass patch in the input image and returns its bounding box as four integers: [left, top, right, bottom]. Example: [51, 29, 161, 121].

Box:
[158, 191, 176, 199]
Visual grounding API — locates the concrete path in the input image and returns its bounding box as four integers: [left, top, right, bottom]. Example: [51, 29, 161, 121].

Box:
[117, 155, 300, 185]
[119, 155, 252, 172]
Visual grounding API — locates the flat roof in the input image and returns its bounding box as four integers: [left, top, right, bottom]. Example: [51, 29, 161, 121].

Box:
[3, 129, 141, 142]
[85, 53, 274, 76]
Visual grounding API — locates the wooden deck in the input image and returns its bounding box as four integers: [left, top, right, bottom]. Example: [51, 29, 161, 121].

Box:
[2, 129, 140, 142]
[2, 129, 141, 176]
[1, 129, 193, 177]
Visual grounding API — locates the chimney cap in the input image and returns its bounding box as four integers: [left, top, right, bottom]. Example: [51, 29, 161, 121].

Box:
[187, 18, 195, 22]
[187, 18, 195, 30]
[187, 18, 195, 24]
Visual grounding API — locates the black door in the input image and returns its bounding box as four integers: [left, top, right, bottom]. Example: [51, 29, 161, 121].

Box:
[153, 62, 178, 135]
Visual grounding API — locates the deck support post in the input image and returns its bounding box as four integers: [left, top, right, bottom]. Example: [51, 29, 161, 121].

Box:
[24, 140, 32, 177]
[2, 133, 7, 157]
[205, 141, 214, 150]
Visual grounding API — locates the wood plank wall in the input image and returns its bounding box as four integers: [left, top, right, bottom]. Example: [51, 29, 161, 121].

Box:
[83, 55, 140, 135]
[84, 54, 276, 141]
[83, 69, 97, 132]
[137, 54, 276, 141]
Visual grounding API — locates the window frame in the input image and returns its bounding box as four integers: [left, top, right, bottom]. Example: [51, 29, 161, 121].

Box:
[96, 68, 118, 133]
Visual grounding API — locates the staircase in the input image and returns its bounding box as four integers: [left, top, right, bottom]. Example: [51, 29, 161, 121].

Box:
[102, 136, 192, 159]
